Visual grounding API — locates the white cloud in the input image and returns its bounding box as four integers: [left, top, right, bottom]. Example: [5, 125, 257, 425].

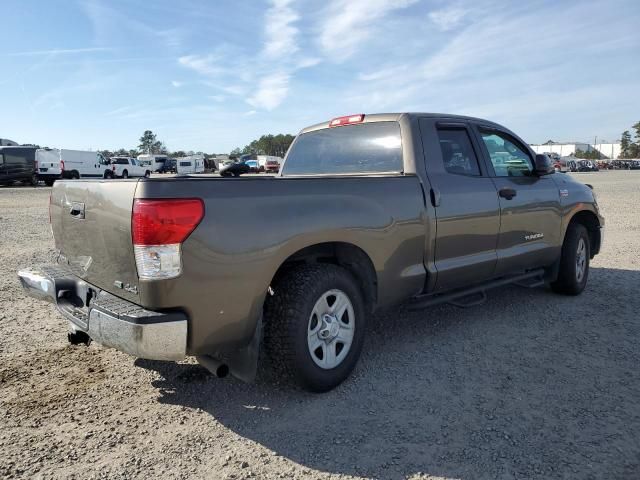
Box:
[171, 80, 183, 88]
[318, 0, 419, 61]
[7, 47, 112, 57]
[208, 95, 226, 102]
[244, 110, 257, 116]
[263, 0, 299, 58]
[428, 7, 468, 31]
[247, 72, 290, 110]
[178, 54, 223, 77]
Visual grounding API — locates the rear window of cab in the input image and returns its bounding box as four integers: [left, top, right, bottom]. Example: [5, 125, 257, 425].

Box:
[282, 122, 402, 176]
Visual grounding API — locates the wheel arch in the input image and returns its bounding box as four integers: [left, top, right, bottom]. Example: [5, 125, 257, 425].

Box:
[566, 209, 601, 257]
[269, 242, 378, 314]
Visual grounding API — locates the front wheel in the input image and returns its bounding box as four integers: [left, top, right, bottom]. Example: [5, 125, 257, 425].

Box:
[144, 171, 150, 178]
[551, 223, 590, 295]
[122, 170, 128, 179]
[263, 264, 366, 392]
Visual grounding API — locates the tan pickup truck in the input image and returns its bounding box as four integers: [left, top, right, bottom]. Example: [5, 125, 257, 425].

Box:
[18, 113, 603, 391]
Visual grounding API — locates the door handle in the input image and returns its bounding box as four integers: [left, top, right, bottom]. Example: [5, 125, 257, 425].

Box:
[499, 187, 517, 200]
[68, 202, 85, 219]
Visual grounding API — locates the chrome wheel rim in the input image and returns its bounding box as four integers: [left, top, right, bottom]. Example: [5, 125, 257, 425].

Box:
[307, 289, 354, 370]
[576, 237, 587, 283]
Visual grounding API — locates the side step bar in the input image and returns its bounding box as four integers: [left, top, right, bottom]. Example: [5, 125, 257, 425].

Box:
[408, 269, 545, 311]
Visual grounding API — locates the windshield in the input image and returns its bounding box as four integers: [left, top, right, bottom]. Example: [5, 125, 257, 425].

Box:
[282, 122, 402, 176]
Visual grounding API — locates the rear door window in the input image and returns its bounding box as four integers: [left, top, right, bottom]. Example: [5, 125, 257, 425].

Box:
[436, 128, 481, 176]
[282, 122, 402, 175]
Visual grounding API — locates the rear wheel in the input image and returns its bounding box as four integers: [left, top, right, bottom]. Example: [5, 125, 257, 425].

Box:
[104, 170, 113, 179]
[30, 173, 39, 186]
[144, 170, 151, 178]
[551, 223, 590, 295]
[70, 171, 80, 180]
[122, 170, 129, 179]
[263, 264, 366, 392]
[45, 179, 55, 187]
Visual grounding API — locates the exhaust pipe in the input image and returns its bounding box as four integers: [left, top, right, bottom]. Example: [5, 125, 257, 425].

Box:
[196, 355, 229, 378]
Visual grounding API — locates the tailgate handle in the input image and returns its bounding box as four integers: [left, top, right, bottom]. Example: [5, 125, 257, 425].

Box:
[68, 202, 85, 219]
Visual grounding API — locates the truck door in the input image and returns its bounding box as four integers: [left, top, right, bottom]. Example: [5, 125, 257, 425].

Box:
[419, 118, 501, 291]
[472, 125, 562, 276]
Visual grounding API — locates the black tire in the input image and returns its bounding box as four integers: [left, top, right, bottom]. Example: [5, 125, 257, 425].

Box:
[45, 179, 55, 187]
[551, 223, 590, 295]
[30, 173, 39, 186]
[122, 170, 128, 179]
[263, 264, 366, 392]
[144, 171, 151, 178]
[71, 171, 80, 180]
[104, 170, 113, 179]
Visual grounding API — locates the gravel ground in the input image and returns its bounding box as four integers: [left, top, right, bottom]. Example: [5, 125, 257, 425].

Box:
[1, 171, 639, 480]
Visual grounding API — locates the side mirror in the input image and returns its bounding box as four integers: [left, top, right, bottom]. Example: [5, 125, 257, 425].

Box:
[534, 154, 554, 175]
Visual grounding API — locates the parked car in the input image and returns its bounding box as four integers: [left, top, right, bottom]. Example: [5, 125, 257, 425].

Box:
[630, 160, 640, 170]
[110, 157, 151, 178]
[158, 158, 177, 173]
[576, 160, 598, 172]
[246, 160, 259, 173]
[219, 160, 251, 177]
[0, 146, 38, 186]
[264, 159, 281, 173]
[257, 155, 284, 172]
[18, 112, 604, 393]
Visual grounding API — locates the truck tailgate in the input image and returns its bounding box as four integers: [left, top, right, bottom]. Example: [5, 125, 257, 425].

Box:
[50, 180, 140, 301]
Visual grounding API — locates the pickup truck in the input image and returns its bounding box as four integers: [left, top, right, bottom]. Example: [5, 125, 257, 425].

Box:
[110, 157, 152, 179]
[18, 113, 604, 392]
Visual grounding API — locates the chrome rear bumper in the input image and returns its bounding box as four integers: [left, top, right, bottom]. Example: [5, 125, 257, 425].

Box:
[17, 266, 187, 361]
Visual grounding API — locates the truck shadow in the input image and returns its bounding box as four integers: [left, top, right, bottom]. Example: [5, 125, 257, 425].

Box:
[136, 267, 640, 479]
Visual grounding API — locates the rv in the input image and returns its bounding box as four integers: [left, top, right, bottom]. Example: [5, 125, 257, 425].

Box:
[176, 154, 205, 174]
[137, 154, 168, 173]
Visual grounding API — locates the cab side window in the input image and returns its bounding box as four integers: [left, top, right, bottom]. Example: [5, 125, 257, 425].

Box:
[436, 128, 481, 176]
[479, 131, 533, 177]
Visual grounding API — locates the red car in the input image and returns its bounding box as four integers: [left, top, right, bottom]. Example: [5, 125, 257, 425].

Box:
[265, 159, 280, 173]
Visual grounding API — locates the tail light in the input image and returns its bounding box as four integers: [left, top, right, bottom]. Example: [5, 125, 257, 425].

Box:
[112, 164, 116, 171]
[131, 198, 204, 280]
[60, 160, 65, 172]
[329, 114, 364, 127]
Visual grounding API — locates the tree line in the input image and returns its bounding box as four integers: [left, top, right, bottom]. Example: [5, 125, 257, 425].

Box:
[98, 130, 295, 160]
[619, 121, 640, 159]
[230, 133, 295, 158]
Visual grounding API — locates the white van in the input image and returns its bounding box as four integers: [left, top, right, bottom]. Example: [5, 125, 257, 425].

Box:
[137, 154, 168, 173]
[37, 149, 112, 186]
[176, 154, 205, 174]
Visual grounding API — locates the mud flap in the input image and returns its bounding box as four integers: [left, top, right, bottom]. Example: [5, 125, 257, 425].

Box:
[226, 315, 263, 383]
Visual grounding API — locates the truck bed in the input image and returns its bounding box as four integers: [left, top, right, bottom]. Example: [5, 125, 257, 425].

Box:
[50, 176, 427, 354]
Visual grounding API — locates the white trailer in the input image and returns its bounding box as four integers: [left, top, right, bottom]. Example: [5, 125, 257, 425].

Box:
[176, 154, 205, 174]
[137, 154, 168, 172]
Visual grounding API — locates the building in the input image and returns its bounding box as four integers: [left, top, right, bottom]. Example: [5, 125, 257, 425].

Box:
[530, 140, 621, 159]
